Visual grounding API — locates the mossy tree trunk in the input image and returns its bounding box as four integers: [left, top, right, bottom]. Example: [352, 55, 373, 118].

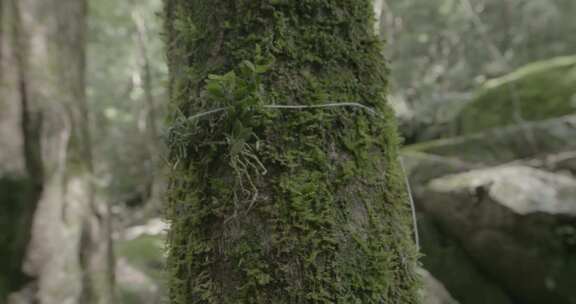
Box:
[0, 0, 114, 303]
[164, 1, 420, 303]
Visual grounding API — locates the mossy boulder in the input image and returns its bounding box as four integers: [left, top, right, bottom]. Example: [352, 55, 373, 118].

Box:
[455, 55, 576, 135]
[405, 114, 576, 169]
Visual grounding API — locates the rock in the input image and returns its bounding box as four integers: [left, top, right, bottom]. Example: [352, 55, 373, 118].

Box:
[429, 166, 576, 216]
[116, 220, 167, 304]
[7, 286, 35, 304]
[416, 166, 576, 304]
[405, 93, 474, 142]
[116, 258, 160, 304]
[453, 55, 576, 135]
[520, 151, 576, 176]
[401, 152, 481, 185]
[553, 151, 576, 174]
[419, 268, 460, 304]
[405, 114, 576, 166]
[417, 214, 514, 304]
[124, 218, 169, 241]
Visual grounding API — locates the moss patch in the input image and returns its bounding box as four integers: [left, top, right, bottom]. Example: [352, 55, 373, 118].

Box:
[455, 55, 576, 135]
[163, 1, 420, 303]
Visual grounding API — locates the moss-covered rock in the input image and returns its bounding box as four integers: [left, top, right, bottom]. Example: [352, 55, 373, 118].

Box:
[455, 55, 576, 135]
[405, 114, 576, 166]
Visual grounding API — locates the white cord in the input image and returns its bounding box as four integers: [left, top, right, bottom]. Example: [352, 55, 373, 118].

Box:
[400, 157, 420, 251]
[264, 102, 380, 116]
[185, 102, 381, 121]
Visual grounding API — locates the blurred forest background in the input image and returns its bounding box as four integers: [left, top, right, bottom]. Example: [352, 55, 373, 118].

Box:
[1, 0, 575, 303]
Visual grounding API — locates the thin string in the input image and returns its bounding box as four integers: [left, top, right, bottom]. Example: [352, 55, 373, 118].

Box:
[400, 157, 420, 251]
[186, 102, 381, 121]
[264, 102, 380, 116]
[184, 102, 419, 250]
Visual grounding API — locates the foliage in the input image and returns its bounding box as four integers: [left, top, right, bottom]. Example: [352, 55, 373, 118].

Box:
[164, 1, 420, 303]
[87, 0, 165, 204]
[383, 0, 576, 140]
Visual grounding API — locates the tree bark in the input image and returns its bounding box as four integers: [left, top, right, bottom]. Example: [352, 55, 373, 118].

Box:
[0, 0, 115, 303]
[164, 1, 420, 303]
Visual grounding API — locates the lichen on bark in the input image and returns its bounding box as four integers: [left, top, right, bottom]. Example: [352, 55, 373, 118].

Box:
[164, 1, 420, 303]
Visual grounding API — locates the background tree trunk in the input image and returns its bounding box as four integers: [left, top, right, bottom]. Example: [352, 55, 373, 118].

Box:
[164, 1, 420, 303]
[0, 0, 115, 303]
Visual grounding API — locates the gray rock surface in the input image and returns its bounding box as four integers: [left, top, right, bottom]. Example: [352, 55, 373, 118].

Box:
[406, 114, 576, 165]
[429, 166, 576, 215]
[419, 268, 460, 304]
[416, 165, 576, 304]
[116, 258, 161, 304]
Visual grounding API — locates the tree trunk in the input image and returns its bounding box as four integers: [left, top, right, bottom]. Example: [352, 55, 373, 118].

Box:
[0, 0, 115, 303]
[164, 1, 420, 303]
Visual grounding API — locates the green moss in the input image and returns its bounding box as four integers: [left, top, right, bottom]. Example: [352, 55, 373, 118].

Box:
[163, 1, 420, 303]
[456, 55, 576, 135]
